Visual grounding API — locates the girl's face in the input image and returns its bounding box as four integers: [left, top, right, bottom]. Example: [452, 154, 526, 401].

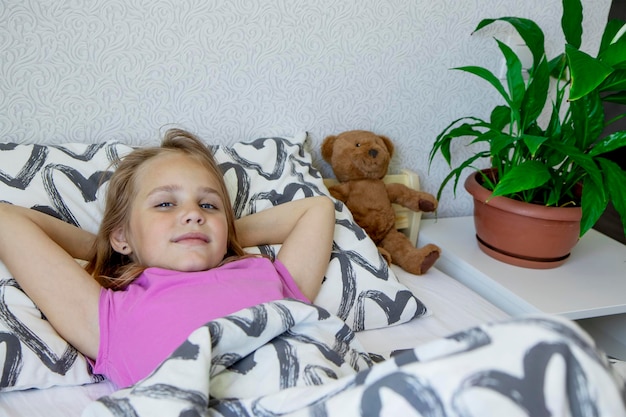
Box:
[111, 152, 229, 272]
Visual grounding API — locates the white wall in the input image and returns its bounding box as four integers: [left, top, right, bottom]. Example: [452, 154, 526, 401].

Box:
[1, 0, 611, 216]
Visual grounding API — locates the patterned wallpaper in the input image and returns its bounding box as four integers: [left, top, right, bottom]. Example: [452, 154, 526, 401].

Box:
[1, 0, 611, 216]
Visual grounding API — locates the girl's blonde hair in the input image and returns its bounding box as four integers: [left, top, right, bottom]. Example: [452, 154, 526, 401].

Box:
[85, 129, 248, 289]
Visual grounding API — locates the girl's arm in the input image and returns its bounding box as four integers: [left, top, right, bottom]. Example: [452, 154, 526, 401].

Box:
[235, 196, 335, 301]
[0, 204, 97, 261]
[0, 203, 101, 359]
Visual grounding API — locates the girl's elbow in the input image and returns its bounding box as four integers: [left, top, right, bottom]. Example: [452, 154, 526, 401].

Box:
[316, 196, 335, 219]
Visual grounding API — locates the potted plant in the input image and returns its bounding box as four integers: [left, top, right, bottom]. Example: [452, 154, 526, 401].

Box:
[428, 0, 626, 268]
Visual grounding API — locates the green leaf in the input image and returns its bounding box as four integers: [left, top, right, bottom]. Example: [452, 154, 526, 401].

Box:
[561, 0, 583, 48]
[490, 132, 517, 156]
[599, 19, 626, 54]
[490, 105, 511, 130]
[491, 161, 551, 197]
[599, 69, 626, 93]
[544, 103, 564, 141]
[548, 54, 568, 80]
[567, 46, 614, 101]
[589, 130, 626, 156]
[496, 39, 526, 108]
[546, 184, 565, 207]
[521, 56, 550, 127]
[446, 122, 486, 140]
[579, 175, 607, 236]
[474, 17, 545, 68]
[468, 131, 504, 163]
[470, 128, 501, 145]
[429, 117, 486, 167]
[598, 158, 626, 238]
[521, 134, 549, 156]
[569, 92, 605, 150]
[542, 140, 605, 190]
[598, 35, 626, 68]
[435, 151, 490, 200]
[454, 66, 510, 105]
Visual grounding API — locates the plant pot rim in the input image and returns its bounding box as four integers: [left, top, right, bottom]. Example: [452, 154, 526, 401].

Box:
[464, 169, 582, 222]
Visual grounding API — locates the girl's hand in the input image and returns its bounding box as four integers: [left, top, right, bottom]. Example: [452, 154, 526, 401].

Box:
[0, 203, 96, 260]
[235, 196, 335, 301]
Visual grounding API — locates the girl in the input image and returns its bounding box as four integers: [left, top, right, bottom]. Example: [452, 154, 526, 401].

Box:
[0, 129, 335, 388]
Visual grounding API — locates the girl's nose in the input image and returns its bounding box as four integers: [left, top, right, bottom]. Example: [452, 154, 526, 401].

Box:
[185, 216, 203, 224]
[183, 207, 205, 224]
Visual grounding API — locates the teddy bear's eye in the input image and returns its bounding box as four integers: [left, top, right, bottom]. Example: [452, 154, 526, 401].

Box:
[355, 143, 361, 147]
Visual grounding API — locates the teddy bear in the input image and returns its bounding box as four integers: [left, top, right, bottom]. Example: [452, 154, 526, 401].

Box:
[321, 130, 441, 275]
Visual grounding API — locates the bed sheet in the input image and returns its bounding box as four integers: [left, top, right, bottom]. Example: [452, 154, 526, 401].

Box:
[0, 266, 508, 417]
[356, 265, 509, 355]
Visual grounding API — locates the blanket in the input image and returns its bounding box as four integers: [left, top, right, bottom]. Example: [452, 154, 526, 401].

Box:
[82, 299, 626, 417]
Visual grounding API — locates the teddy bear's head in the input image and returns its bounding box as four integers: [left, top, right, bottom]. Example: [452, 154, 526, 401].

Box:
[321, 130, 394, 182]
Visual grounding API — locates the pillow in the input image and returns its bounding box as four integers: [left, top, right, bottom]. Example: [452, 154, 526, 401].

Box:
[0, 142, 128, 391]
[0, 275, 105, 391]
[0, 142, 134, 233]
[212, 133, 428, 330]
[0, 134, 427, 391]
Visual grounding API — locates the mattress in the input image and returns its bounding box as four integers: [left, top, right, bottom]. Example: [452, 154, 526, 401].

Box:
[356, 265, 509, 354]
[0, 265, 509, 417]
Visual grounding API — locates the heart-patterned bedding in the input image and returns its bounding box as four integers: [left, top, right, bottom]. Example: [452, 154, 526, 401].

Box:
[0, 133, 428, 392]
[82, 300, 626, 417]
[0, 278, 104, 391]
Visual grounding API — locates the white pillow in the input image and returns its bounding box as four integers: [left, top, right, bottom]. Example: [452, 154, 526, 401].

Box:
[213, 133, 427, 330]
[0, 142, 134, 233]
[0, 134, 427, 391]
[0, 275, 105, 391]
[0, 142, 126, 391]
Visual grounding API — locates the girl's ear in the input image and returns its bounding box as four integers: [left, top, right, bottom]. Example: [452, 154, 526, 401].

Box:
[110, 227, 132, 255]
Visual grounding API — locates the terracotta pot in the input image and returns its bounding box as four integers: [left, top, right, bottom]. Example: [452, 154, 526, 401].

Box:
[464, 169, 582, 269]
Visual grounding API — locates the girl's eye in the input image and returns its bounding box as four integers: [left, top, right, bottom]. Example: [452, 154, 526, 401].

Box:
[155, 202, 174, 208]
[200, 203, 217, 210]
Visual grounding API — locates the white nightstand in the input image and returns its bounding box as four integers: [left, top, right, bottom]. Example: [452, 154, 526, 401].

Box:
[417, 216, 626, 359]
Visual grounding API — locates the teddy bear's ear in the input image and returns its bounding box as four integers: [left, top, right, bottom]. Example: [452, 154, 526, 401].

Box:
[321, 135, 337, 162]
[379, 135, 394, 157]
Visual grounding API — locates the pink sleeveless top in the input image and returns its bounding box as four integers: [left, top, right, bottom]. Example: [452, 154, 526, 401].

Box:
[92, 257, 307, 388]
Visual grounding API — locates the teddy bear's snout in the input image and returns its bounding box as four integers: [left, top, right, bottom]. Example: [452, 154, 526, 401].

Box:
[368, 149, 378, 158]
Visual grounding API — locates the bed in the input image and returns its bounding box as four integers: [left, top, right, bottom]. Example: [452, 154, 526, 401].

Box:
[0, 132, 623, 416]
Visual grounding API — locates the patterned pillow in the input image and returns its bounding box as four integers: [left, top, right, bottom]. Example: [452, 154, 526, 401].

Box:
[0, 275, 105, 391]
[213, 133, 427, 330]
[0, 142, 128, 391]
[0, 134, 427, 391]
[0, 142, 134, 233]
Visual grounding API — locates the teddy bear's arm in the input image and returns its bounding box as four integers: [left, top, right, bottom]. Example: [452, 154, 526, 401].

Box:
[328, 182, 351, 203]
[386, 183, 438, 212]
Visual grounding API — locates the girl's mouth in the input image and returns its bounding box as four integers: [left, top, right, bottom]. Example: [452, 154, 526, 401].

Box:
[173, 232, 209, 244]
